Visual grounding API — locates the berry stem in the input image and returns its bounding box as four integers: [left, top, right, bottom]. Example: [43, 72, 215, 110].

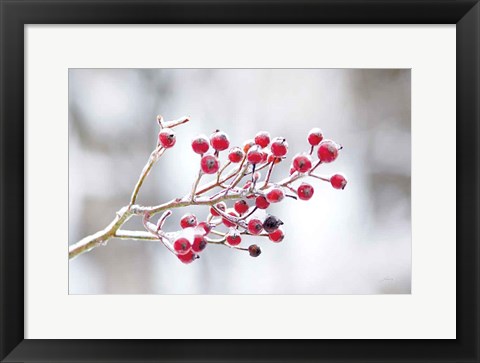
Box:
[156, 210, 172, 231]
[262, 161, 275, 188]
[216, 161, 231, 183]
[129, 147, 165, 206]
[309, 173, 330, 182]
[190, 169, 203, 201]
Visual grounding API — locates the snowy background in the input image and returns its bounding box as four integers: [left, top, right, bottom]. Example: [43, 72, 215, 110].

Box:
[69, 69, 411, 294]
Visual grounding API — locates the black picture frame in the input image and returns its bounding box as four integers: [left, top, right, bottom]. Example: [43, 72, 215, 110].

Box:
[1, 1, 478, 362]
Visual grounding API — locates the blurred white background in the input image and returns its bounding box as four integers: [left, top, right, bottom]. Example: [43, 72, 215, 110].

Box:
[69, 69, 411, 294]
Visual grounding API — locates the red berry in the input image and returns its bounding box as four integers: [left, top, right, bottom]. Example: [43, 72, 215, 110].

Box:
[177, 250, 198, 264]
[330, 174, 347, 190]
[268, 228, 284, 243]
[289, 165, 296, 175]
[255, 195, 270, 209]
[308, 128, 324, 146]
[248, 218, 263, 235]
[266, 188, 284, 203]
[234, 200, 249, 215]
[210, 131, 230, 151]
[317, 140, 339, 163]
[173, 237, 192, 255]
[158, 128, 176, 148]
[243, 139, 255, 153]
[247, 146, 263, 164]
[200, 155, 220, 174]
[263, 215, 283, 233]
[254, 131, 270, 148]
[222, 210, 238, 228]
[191, 134, 210, 154]
[195, 222, 212, 236]
[210, 202, 226, 216]
[297, 183, 314, 201]
[270, 137, 288, 157]
[228, 147, 244, 163]
[292, 154, 312, 173]
[226, 232, 242, 246]
[248, 244, 262, 257]
[192, 234, 207, 253]
[180, 213, 198, 229]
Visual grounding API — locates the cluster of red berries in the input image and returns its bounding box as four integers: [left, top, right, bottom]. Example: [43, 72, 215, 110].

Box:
[156, 125, 347, 264]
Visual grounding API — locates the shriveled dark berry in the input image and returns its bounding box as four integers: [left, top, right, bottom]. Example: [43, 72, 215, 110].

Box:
[248, 244, 262, 257]
[263, 215, 284, 233]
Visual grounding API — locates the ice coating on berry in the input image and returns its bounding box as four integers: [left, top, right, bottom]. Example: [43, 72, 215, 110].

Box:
[210, 202, 226, 217]
[158, 128, 176, 148]
[180, 213, 198, 229]
[226, 232, 242, 246]
[191, 134, 210, 154]
[192, 234, 207, 253]
[292, 153, 312, 173]
[255, 195, 270, 209]
[269, 228, 284, 243]
[177, 250, 198, 264]
[270, 137, 288, 157]
[248, 218, 264, 235]
[254, 131, 271, 148]
[200, 154, 220, 174]
[222, 210, 238, 228]
[308, 128, 324, 146]
[266, 188, 285, 203]
[173, 237, 192, 255]
[297, 183, 314, 201]
[330, 174, 347, 189]
[247, 145, 263, 164]
[228, 147, 244, 163]
[210, 131, 230, 151]
[234, 200, 249, 215]
[317, 140, 339, 163]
